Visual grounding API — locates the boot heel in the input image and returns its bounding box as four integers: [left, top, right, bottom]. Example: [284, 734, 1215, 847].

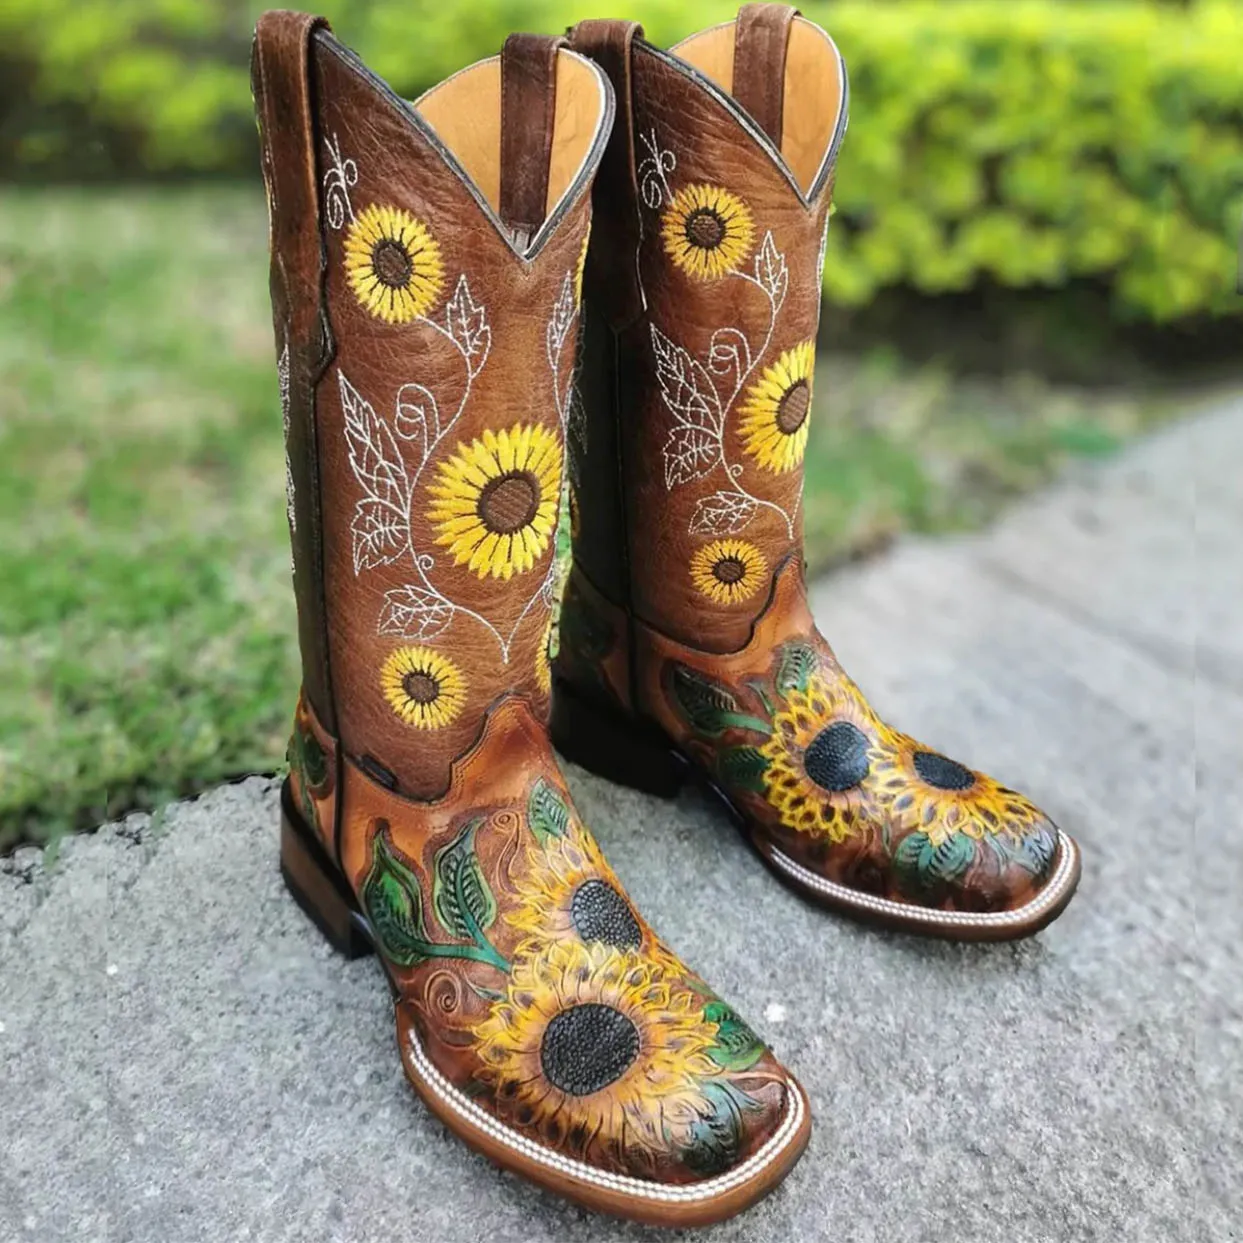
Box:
[551, 681, 687, 799]
[280, 781, 373, 960]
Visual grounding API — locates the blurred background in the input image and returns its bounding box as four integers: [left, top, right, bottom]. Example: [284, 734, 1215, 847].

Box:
[1, 0, 1239, 850]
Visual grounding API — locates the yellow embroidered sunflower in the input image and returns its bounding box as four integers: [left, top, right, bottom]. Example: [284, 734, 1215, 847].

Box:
[379, 646, 467, 730]
[873, 736, 1051, 848]
[508, 820, 684, 976]
[473, 939, 717, 1167]
[344, 203, 444, 323]
[426, 423, 562, 580]
[738, 340, 815, 474]
[760, 673, 889, 843]
[661, 184, 755, 280]
[534, 614, 553, 696]
[689, 539, 768, 606]
[574, 229, 590, 304]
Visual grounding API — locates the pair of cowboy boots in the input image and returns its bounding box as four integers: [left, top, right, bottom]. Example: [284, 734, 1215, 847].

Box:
[256, 5, 1081, 1225]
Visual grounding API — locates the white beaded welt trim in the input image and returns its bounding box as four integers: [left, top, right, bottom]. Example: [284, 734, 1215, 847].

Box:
[404, 1029, 804, 1202]
[768, 831, 1078, 928]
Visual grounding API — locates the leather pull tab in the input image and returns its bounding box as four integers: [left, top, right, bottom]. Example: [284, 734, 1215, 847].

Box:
[500, 33, 567, 247]
[251, 10, 331, 346]
[568, 19, 645, 328]
[733, 3, 798, 147]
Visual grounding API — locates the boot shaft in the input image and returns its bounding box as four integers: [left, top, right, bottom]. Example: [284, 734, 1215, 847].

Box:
[253, 14, 613, 800]
[569, 6, 846, 654]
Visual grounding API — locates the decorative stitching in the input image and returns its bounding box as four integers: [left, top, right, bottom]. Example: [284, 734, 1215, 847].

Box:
[404, 1023, 805, 1201]
[341, 254, 580, 661]
[278, 340, 294, 535]
[768, 832, 1078, 927]
[321, 131, 358, 229]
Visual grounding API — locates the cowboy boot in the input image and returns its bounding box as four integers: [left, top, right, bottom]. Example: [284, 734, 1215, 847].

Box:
[253, 12, 810, 1223]
[554, 6, 1082, 941]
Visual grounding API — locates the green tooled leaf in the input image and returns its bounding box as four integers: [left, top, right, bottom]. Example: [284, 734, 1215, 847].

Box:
[527, 777, 570, 844]
[775, 642, 818, 695]
[559, 586, 613, 661]
[681, 1080, 761, 1177]
[670, 666, 771, 738]
[894, 831, 976, 890]
[433, 817, 496, 942]
[301, 729, 327, 788]
[362, 831, 430, 966]
[704, 1000, 766, 1072]
[1004, 824, 1058, 877]
[716, 746, 770, 794]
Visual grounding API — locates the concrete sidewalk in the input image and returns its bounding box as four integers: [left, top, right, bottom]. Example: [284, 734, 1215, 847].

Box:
[3, 401, 1240, 1243]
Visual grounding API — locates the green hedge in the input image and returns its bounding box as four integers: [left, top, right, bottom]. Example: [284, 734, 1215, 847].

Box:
[2, 1, 1239, 321]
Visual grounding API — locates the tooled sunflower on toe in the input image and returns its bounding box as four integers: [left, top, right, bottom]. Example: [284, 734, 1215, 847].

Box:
[358, 732, 809, 1221]
[640, 571, 1081, 940]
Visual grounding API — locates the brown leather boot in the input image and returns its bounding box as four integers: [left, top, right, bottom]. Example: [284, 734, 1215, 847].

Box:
[254, 12, 809, 1223]
[555, 6, 1081, 941]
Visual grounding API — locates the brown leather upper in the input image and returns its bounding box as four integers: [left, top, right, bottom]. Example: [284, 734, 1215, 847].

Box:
[570, 10, 844, 654]
[258, 10, 803, 1190]
[257, 14, 606, 801]
[559, 10, 1072, 923]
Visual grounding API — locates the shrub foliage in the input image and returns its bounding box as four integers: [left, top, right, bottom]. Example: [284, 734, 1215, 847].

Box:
[1, 1, 1239, 321]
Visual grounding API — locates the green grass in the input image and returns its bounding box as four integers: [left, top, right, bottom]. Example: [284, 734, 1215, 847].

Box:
[0, 187, 1172, 849]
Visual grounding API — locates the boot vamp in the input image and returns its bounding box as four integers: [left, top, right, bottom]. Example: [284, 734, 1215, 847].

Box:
[348, 709, 798, 1185]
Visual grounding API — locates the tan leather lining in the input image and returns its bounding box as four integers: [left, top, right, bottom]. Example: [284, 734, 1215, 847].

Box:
[671, 17, 843, 194]
[413, 51, 605, 220]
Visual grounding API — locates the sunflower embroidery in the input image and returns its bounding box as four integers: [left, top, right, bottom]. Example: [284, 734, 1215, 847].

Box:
[873, 738, 1051, 848]
[661, 184, 755, 281]
[507, 820, 684, 977]
[473, 939, 718, 1167]
[426, 423, 562, 581]
[534, 614, 553, 696]
[344, 203, 445, 323]
[759, 673, 889, 843]
[574, 229, 590, 304]
[689, 539, 768, 606]
[380, 646, 468, 730]
[738, 340, 815, 474]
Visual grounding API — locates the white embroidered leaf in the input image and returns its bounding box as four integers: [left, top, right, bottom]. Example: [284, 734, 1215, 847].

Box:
[650, 325, 720, 434]
[394, 382, 439, 461]
[444, 275, 491, 375]
[351, 499, 409, 574]
[339, 371, 409, 509]
[689, 490, 757, 535]
[377, 586, 455, 640]
[663, 425, 718, 488]
[546, 273, 577, 364]
[755, 231, 788, 309]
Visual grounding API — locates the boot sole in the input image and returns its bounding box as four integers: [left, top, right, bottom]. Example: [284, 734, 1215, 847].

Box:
[279, 779, 812, 1226]
[549, 680, 1082, 943]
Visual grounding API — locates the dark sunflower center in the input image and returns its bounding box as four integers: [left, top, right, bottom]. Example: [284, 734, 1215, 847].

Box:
[570, 880, 642, 950]
[804, 721, 870, 792]
[712, 556, 746, 585]
[685, 208, 726, 251]
[540, 1003, 640, 1096]
[477, 470, 539, 535]
[912, 750, 974, 791]
[372, 239, 413, 289]
[402, 671, 440, 705]
[776, 380, 811, 435]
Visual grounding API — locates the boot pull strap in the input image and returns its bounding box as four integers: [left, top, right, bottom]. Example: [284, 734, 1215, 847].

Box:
[500, 33, 567, 248]
[568, 19, 645, 328]
[733, 3, 798, 148]
[251, 10, 331, 347]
